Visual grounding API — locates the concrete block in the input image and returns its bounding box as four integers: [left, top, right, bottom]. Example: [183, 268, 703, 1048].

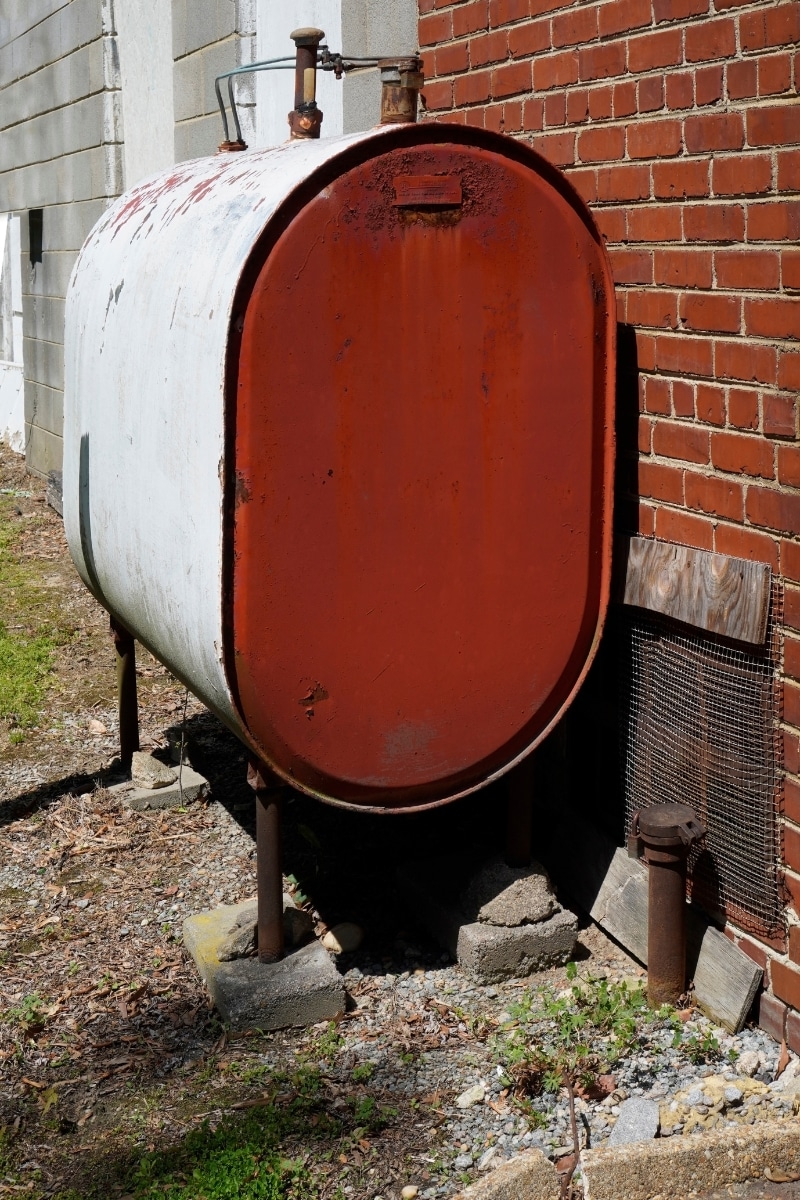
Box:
[22, 338, 64, 394]
[184, 902, 345, 1031]
[173, 53, 206, 125]
[457, 908, 579, 983]
[24, 421, 63, 478]
[201, 38, 238, 116]
[453, 1151, 558, 1200]
[110, 763, 210, 810]
[580, 1118, 800, 1200]
[24, 380, 62, 439]
[174, 113, 224, 163]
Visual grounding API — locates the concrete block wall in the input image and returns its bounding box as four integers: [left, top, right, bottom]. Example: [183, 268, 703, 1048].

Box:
[418, 0, 800, 1032]
[0, 0, 122, 475]
[172, 0, 257, 160]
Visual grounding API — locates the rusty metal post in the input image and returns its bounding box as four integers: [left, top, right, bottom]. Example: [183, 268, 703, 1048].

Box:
[634, 804, 705, 1008]
[288, 28, 324, 139]
[378, 57, 424, 125]
[247, 759, 285, 963]
[505, 757, 534, 868]
[110, 615, 139, 768]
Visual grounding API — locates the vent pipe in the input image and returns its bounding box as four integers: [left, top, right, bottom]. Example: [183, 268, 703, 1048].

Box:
[379, 56, 424, 124]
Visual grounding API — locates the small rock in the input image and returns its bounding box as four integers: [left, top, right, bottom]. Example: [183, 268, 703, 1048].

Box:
[218, 922, 256, 961]
[686, 1086, 706, 1106]
[321, 922, 363, 954]
[607, 1098, 660, 1146]
[461, 856, 557, 926]
[88, 719, 108, 735]
[74, 898, 89, 909]
[454, 1154, 474, 1170]
[724, 1086, 743, 1106]
[131, 751, 176, 790]
[401, 1188, 419, 1200]
[456, 1084, 486, 1109]
[478, 1148, 499, 1171]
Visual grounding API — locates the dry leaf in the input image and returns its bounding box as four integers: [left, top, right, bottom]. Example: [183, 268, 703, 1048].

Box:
[764, 1167, 800, 1183]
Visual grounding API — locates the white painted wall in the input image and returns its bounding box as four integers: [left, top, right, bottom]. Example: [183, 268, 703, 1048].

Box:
[0, 213, 24, 453]
[115, 0, 176, 187]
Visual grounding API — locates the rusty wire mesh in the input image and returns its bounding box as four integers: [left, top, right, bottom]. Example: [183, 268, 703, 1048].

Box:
[619, 583, 784, 938]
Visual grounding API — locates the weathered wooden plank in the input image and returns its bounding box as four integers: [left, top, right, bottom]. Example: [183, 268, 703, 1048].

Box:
[619, 535, 771, 645]
[545, 816, 763, 1032]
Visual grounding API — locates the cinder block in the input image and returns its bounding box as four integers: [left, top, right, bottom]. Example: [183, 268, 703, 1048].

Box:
[201, 38, 238, 117]
[174, 113, 224, 163]
[109, 764, 210, 811]
[457, 908, 579, 983]
[22, 295, 65, 345]
[173, 53, 206, 125]
[24, 379, 63, 439]
[23, 421, 63, 478]
[184, 902, 346, 1031]
[22, 337, 64, 394]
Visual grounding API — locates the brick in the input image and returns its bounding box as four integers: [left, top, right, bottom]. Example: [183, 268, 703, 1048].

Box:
[568, 167, 597, 203]
[654, 249, 712, 289]
[522, 96, 545, 130]
[710, 431, 774, 478]
[579, 40, 626, 81]
[469, 28, 509, 65]
[638, 75, 664, 113]
[779, 353, 800, 391]
[453, 0, 490, 38]
[746, 486, 800, 535]
[598, 0, 650, 38]
[787, 642, 800, 687]
[552, 5, 598, 46]
[577, 125, 626, 162]
[755, 989, 787, 1041]
[737, 937, 768, 971]
[633, 28, 681, 71]
[492, 58, 532, 97]
[712, 154, 772, 197]
[759, 51, 792, 96]
[639, 414, 654, 452]
[788, 589, 800, 634]
[608, 248, 653, 284]
[653, 159, 709, 198]
[748, 201, 800, 242]
[672, 379, 695, 417]
[748, 106, 800, 148]
[636, 331, 657, 371]
[567, 88, 589, 122]
[503, 99, 523, 131]
[782, 541, 800, 583]
[613, 80, 638, 117]
[588, 85, 614, 119]
[715, 250, 780, 291]
[685, 112, 744, 153]
[421, 79, 453, 109]
[685, 17, 735, 62]
[778, 150, 800, 192]
[420, 10, 453, 45]
[680, 292, 740, 334]
[728, 387, 759, 430]
[787, 871, 800, 917]
[655, 507, 714, 550]
[597, 163, 650, 201]
[654, 0, 708, 19]
[489, 0, 529, 27]
[785, 250, 800, 290]
[740, 4, 800, 53]
[772, 957, 800, 1010]
[435, 41, 470, 75]
[765, 394, 797, 440]
[666, 71, 693, 109]
[464, 106, 487, 129]
[696, 383, 726, 425]
[638, 460, 684, 503]
[628, 118, 682, 158]
[684, 203, 745, 242]
[638, 502, 656, 536]
[508, 18, 551, 56]
[727, 59, 757, 100]
[789, 1008, 800, 1056]
[627, 289, 678, 329]
[593, 205, 626, 241]
[684, 471, 743, 519]
[654, 333, 715, 377]
[695, 64, 724, 106]
[627, 205, 682, 242]
[533, 50, 579, 90]
[455, 69, 492, 105]
[715, 522, 780, 568]
[529, 130, 575, 167]
[653, 420, 710, 464]
[746, 298, 800, 341]
[484, 103, 504, 131]
[643, 374, 671, 414]
[544, 91, 566, 126]
[785, 730, 800, 774]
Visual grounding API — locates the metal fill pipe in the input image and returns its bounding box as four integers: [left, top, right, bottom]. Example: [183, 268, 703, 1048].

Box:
[110, 615, 139, 767]
[248, 759, 285, 963]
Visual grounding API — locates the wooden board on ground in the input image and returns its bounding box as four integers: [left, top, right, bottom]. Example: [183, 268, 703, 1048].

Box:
[545, 815, 763, 1032]
[619, 535, 772, 646]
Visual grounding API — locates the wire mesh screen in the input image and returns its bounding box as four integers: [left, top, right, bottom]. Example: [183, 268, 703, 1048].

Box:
[619, 584, 784, 939]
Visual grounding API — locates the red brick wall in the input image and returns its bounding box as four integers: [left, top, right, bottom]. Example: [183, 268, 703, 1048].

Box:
[417, 0, 800, 1023]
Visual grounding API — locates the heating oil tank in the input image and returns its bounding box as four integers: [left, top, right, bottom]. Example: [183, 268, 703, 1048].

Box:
[64, 119, 615, 812]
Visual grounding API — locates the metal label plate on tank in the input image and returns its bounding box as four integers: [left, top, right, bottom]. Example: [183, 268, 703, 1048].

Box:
[229, 130, 614, 810]
[392, 175, 463, 206]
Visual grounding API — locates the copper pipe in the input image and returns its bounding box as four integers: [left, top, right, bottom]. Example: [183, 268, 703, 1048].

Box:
[248, 759, 285, 963]
[288, 27, 324, 139]
[634, 804, 705, 1007]
[110, 615, 139, 767]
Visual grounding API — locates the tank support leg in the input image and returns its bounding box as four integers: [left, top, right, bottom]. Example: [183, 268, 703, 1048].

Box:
[110, 615, 139, 768]
[505, 757, 534, 868]
[247, 759, 285, 963]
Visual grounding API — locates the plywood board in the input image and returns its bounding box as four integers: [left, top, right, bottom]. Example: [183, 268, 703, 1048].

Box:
[620, 536, 771, 645]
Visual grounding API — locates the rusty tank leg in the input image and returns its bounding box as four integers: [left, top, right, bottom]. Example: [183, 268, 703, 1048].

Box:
[505, 757, 534, 868]
[633, 804, 705, 1008]
[247, 759, 285, 963]
[110, 615, 139, 768]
